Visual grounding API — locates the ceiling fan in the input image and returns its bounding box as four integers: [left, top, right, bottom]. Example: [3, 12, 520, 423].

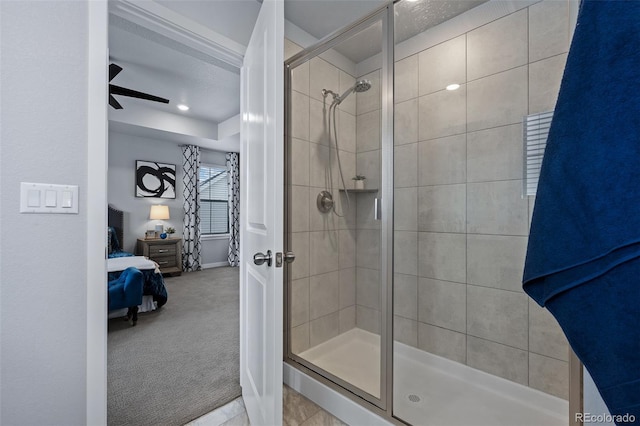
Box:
[109, 63, 170, 110]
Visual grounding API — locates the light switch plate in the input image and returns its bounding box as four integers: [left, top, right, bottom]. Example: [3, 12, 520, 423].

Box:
[20, 182, 79, 214]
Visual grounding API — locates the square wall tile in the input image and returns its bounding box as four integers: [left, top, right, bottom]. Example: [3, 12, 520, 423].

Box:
[467, 336, 528, 386]
[331, 149, 356, 190]
[418, 277, 466, 333]
[309, 230, 339, 276]
[394, 316, 418, 348]
[356, 150, 381, 190]
[292, 60, 309, 95]
[338, 70, 356, 115]
[394, 273, 418, 320]
[418, 134, 466, 186]
[291, 91, 310, 141]
[310, 271, 340, 320]
[467, 234, 528, 292]
[339, 268, 356, 308]
[418, 322, 466, 364]
[394, 231, 418, 276]
[394, 143, 418, 188]
[418, 86, 466, 141]
[467, 285, 528, 350]
[418, 35, 466, 96]
[338, 110, 357, 153]
[467, 124, 523, 183]
[309, 98, 329, 145]
[291, 323, 310, 355]
[290, 138, 310, 186]
[356, 267, 380, 310]
[467, 180, 529, 236]
[529, 0, 570, 63]
[309, 57, 339, 102]
[394, 187, 417, 231]
[467, 9, 528, 81]
[339, 229, 356, 269]
[309, 143, 330, 188]
[529, 54, 567, 114]
[290, 186, 310, 233]
[356, 305, 380, 335]
[395, 54, 418, 103]
[356, 109, 381, 153]
[418, 184, 466, 233]
[285, 38, 303, 61]
[418, 232, 466, 283]
[356, 229, 380, 270]
[467, 66, 527, 132]
[290, 232, 309, 280]
[291, 278, 309, 328]
[309, 311, 340, 347]
[529, 299, 569, 361]
[340, 306, 356, 333]
[529, 353, 569, 399]
[394, 98, 418, 146]
[356, 70, 380, 115]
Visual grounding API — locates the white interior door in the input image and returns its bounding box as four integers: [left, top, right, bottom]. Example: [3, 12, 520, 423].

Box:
[239, 0, 284, 425]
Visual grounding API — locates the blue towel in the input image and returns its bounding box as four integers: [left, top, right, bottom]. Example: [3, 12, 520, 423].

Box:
[523, 0, 640, 421]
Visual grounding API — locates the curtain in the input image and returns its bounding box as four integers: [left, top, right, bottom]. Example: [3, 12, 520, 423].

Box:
[226, 152, 240, 267]
[182, 145, 202, 271]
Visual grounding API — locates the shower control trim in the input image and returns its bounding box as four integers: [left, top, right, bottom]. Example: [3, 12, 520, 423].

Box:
[317, 190, 334, 213]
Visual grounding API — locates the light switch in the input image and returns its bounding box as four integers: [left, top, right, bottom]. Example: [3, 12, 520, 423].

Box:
[45, 190, 57, 207]
[27, 190, 41, 207]
[62, 191, 73, 208]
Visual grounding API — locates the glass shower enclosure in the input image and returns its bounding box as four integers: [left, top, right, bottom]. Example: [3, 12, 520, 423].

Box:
[285, 1, 576, 424]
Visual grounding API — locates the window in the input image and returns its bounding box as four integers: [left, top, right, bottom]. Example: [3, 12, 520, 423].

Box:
[200, 164, 229, 234]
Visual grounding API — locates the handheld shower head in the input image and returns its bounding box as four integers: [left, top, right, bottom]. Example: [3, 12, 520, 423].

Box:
[336, 79, 372, 104]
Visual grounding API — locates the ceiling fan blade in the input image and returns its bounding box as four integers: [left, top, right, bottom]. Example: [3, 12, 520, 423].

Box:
[109, 84, 169, 104]
[109, 94, 123, 110]
[109, 64, 123, 82]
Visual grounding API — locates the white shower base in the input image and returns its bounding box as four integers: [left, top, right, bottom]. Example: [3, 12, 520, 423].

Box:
[298, 328, 568, 426]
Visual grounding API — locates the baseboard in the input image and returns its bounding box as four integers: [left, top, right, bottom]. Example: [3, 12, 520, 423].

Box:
[202, 261, 228, 269]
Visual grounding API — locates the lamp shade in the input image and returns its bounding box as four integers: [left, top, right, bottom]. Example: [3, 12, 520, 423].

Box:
[150, 205, 170, 220]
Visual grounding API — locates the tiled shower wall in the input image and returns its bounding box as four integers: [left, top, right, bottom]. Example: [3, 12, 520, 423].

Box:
[287, 39, 360, 355]
[391, 1, 571, 399]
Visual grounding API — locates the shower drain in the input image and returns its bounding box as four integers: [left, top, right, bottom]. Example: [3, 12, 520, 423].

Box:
[408, 394, 421, 403]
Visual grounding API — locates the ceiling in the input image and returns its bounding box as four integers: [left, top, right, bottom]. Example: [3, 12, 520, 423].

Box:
[108, 0, 486, 150]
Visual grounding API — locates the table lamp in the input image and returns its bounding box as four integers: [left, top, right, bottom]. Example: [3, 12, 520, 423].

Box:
[150, 205, 170, 235]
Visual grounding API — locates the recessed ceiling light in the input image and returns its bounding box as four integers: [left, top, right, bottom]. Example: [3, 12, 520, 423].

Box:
[177, 104, 189, 111]
[406, 0, 419, 2]
[446, 83, 461, 91]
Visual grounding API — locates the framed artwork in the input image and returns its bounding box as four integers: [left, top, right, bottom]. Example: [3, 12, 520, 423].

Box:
[135, 160, 176, 199]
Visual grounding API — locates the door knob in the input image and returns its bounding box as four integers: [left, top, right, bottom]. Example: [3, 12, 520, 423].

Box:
[253, 250, 272, 267]
[283, 251, 296, 263]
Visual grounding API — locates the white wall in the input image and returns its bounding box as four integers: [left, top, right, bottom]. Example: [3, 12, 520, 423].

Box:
[0, 1, 89, 424]
[108, 129, 229, 265]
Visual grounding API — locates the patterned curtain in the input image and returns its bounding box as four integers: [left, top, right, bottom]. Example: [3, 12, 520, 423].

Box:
[226, 152, 240, 267]
[182, 145, 202, 271]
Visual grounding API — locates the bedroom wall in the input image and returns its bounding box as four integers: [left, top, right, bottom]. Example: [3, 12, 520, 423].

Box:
[0, 1, 90, 424]
[108, 130, 230, 267]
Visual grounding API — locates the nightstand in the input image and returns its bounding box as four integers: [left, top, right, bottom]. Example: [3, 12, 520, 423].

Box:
[136, 238, 182, 276]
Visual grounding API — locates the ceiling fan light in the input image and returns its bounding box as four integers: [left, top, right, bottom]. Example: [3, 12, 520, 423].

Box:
[177, 104, 190, 111]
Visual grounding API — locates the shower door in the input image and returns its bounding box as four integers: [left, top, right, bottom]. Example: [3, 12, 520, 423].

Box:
[284, 5, 393, 410]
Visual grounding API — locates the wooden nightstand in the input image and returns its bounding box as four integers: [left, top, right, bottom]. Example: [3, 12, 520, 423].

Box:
[136, 238, 182, 276]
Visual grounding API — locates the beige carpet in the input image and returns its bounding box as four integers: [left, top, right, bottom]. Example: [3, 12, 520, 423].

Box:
[108, 267, 240, 426]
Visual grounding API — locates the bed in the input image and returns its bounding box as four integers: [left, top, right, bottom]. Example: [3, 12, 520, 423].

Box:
[107, 205, 168, 316]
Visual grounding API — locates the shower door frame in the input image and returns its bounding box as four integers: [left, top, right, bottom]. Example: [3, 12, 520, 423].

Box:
[283, 2, 396, 417]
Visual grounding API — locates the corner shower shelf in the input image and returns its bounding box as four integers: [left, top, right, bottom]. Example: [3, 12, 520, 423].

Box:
[339, 188, 378, 193]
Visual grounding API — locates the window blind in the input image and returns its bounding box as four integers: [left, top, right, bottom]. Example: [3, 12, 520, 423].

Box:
[200, 164, 229, 234]
[524, 111, 554, 196]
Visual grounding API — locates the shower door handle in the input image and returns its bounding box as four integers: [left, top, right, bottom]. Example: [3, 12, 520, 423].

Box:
[375, 198, 382, 221]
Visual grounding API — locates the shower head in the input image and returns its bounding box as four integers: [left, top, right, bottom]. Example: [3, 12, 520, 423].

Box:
[335, 79, 372, 105]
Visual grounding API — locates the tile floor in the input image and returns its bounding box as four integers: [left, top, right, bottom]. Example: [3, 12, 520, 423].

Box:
[186, 385, 347, 426]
